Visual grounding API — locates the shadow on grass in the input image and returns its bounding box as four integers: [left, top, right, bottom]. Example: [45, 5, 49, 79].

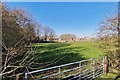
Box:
[31, 45, 86, 69]
[32, 43, 71, 50]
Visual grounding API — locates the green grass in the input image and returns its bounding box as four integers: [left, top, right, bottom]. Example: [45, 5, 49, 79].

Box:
[96, 69, 120, 80]
[96, 73, 120, 80]
[29, 41, 120, 79]
[31, 41, 104, 68]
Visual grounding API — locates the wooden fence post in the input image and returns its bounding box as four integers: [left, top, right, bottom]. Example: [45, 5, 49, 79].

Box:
[104, 56, 109, 74]
[16, 74, 20, 80]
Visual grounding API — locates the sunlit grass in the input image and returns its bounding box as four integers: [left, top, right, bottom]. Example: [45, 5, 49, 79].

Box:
[31, 41, 104, 68]
[96, 73, 120, 80]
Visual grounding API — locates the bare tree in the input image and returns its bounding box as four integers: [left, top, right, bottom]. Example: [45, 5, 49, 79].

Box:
[48, 28, 56, 41]
[42, 26, 49, 41]
[42, 26, 55, 41]
[1, 3, 58, 80]
[97, 12, 120, 79]
[1, 4, 42, 79]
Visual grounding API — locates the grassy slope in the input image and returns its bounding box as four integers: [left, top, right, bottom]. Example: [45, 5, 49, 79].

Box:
[32, 41, 104, 68]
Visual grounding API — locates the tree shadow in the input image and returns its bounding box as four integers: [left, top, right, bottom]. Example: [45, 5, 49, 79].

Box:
[32, 45, 86, 69]
[32, 43, 71, 52]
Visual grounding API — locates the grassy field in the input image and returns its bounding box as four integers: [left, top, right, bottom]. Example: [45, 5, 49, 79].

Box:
[30, 41, 120, 79]
[31, 41, 104, 68]
[96, 73, 120, 80]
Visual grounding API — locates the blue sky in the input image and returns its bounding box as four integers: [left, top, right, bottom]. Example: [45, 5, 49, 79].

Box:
[6, 2, 117, 37]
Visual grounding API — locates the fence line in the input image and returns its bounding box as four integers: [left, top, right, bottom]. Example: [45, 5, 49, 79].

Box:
[24, 57, 106, 80]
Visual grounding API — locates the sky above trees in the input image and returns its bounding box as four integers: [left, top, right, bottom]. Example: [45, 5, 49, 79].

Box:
[6, 2, 117, 38]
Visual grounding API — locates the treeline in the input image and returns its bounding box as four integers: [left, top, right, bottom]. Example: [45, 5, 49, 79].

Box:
[1, 3, 56, 79]
[97, 10, 120, 79]
[2, 3, 56, 48]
